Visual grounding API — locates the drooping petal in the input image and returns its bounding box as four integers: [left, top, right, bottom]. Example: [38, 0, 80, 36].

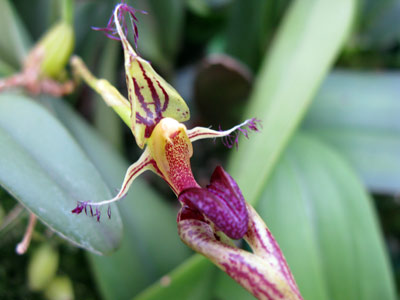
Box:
[187, 118, 261, 148]
[113, 4, 190, 148]
[178, 204, 303, 300]
[71, 56, 131, 126]
[71, 149, 154, 214]
[178, 166, 248, 239]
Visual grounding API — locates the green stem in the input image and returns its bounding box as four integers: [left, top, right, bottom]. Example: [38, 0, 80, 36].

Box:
[61, 0, 74, 25]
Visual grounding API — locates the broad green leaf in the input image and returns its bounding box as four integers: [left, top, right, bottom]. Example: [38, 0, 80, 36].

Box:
[228, 0, 356, 205]
[214, 272, 255, 300]
[0, 92, 122, 255]
[258, 133, 396, 300]
[0, 59, 16, 76]
[41, 97, 191, 299]
[307, 128, 400, 194]
[303, 70, 400, 193]
[356, 0, 400, 49]
[215, 132, 396, 300]
[147, 0, 184, 62]
[224, 0, 290, 71]
[304, 70, 400, 132]
[0, 0, 31, 68]
[224, 0, 271, 71]
[13, 0, 52, 41]
[134, 255, 216, 300]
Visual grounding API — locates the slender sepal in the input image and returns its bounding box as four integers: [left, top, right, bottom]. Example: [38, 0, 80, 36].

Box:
[71, 149, 153, 216]
[187, 118, 260, 148]
[113, 4, 190, 148]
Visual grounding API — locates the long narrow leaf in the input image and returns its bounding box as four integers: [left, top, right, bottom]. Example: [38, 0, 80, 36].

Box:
[0, 0, 31, 68]
[228, 0, 356, 205]
[215, 132, 396, 300]
[257, 133, 396, 300]
[0, 92, 122, 255]
[303, 70, 400, 193]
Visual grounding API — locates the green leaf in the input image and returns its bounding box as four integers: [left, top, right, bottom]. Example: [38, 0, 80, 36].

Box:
[130, 0, 171, 71]
[0, 0, 32, 68]
[213, 271, 255, 300]
[147, 0, 184, 62]
[134, 255, 216, 300]
[357, 0, 400, 49]
[307, 128, 400, 194]
[303, 70, 400, 193]
[0, 58, 17, 76]
[228, 0, 356, 205]
[304, 70, 400, 132]
[41, 97, 191, 299]
[0, 92, 122, 255]
[224, 0, 290, 71]
[257, 133, 396, 300]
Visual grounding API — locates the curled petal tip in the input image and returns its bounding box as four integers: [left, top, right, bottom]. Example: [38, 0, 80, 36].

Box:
[221, 118, 262, 149]
[187, 118, 261, 147]
[93, 1, 146, 48]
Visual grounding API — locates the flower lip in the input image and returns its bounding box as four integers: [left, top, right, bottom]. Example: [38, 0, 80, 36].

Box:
[178, 166, 249, 239]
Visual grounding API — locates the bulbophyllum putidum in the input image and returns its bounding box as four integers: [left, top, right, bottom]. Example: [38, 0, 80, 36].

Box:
[71, 2, 303, 300]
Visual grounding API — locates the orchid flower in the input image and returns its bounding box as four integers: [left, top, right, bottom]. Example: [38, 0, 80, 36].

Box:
[71, 2, 303, 299]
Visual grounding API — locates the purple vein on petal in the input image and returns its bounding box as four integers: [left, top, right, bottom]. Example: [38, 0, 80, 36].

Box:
[92, 2, 147, 49]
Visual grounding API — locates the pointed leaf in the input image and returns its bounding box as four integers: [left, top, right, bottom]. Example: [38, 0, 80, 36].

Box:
[306, 128, 400, 194]
[134, 255, 216, 300]
[0, 92, 122, 254]
[0, 0, 32, 68]
[257, 133, 396, 300]
[228, 0, 356, 205]
[303, 70, 400, 193]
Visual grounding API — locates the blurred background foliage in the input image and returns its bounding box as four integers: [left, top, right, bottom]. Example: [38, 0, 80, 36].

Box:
[0, 0, 399, 299]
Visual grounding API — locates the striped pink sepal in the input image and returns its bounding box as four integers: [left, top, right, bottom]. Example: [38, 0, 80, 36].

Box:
[178, 203, 303, 300]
